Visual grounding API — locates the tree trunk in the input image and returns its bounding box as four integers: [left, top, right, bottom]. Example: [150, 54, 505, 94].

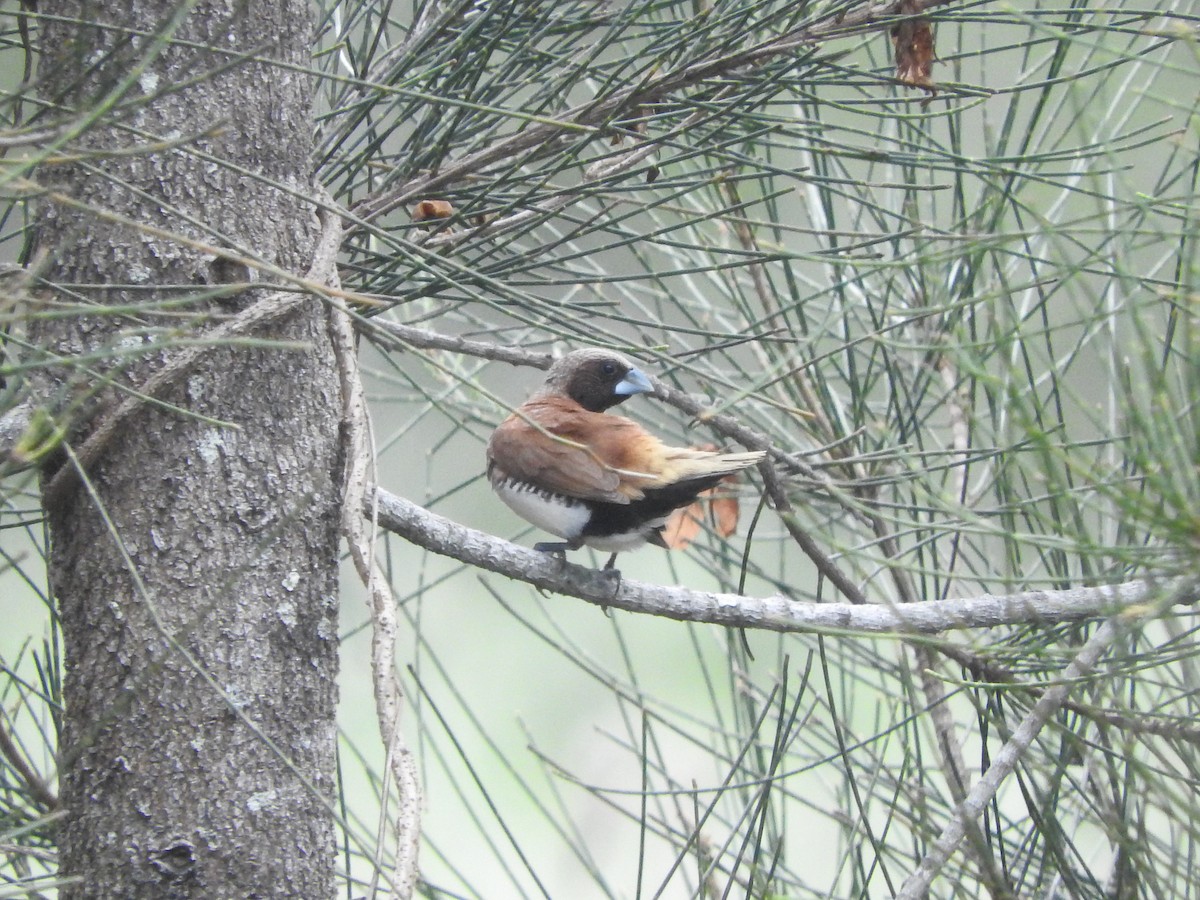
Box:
[32, 2, 341, 897]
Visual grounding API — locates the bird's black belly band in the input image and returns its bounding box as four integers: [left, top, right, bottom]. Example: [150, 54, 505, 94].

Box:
[580, 473, 728, 541]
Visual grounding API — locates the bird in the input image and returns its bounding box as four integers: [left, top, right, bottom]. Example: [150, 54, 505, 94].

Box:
[486, 348, 766, 569]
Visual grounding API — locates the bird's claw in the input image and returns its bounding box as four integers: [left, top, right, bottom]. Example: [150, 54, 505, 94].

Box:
[598, 565, 621, 611]
[531, 541, 578, 596]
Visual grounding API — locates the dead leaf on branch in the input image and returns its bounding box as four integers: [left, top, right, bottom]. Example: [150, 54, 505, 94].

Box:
[411, 199, 455, 223]
[891, 0, 937, 103]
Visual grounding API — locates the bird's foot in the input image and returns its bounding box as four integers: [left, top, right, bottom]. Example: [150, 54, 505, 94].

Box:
[531, 541, 575, 596]
[598, 555, 622, 611]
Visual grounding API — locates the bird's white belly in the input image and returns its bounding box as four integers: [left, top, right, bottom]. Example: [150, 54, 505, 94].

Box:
[494, 480, 590, 541]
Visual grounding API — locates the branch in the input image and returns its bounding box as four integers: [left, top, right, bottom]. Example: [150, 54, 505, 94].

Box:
[324, 200, 421, 900]
[412, 102, 711, 253]
[364, 317, 815, 481]
[370, 486, 1193, 634]
[0, 717, 58, 812]
[365, 318, 552, 370]
[360, 324, 1200, 751]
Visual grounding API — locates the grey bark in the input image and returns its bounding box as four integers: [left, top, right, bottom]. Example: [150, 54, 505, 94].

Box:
[32, 2, 341, 897]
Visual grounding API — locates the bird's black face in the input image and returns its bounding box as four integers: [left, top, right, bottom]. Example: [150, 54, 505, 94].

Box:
[544, 350, 654, 412]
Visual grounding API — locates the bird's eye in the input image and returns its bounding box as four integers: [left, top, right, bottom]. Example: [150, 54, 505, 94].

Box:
[601, 362, 617, 376]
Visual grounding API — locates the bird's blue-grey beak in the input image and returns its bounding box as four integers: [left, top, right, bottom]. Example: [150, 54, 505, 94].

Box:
[614, 367, 654, 397]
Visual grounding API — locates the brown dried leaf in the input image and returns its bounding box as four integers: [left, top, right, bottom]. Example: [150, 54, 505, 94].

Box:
[891, 0, 937, 100]
[710, 493, 740, 538]
[662, 444, 744, 549]
[662, 501, 705, 550]
[411, 199, 455, 222]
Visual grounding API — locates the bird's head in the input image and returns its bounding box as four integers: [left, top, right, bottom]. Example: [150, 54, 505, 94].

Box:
[539, 349, 654, 412]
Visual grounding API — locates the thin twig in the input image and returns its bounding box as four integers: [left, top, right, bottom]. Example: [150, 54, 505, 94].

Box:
[0, 718, 58, 811]
[324, 200, 422, 900]
[910, 344, 1010, 896]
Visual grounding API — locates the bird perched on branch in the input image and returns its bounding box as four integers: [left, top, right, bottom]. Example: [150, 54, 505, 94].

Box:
[486, 348, 765, 569]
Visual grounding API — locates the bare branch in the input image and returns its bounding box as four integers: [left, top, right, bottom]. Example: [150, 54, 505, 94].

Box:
[0, 717, 58, 812]
[366, 318, 553, 370]
[370, 486, 1193, 635]
[325, 202, 421, 900]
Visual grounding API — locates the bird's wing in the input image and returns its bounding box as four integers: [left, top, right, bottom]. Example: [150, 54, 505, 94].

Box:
[488, 397, 765, 503]
[486, 398, 676, 503]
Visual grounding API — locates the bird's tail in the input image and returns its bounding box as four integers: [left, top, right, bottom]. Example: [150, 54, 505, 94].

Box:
[664, 448, 765, 481]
